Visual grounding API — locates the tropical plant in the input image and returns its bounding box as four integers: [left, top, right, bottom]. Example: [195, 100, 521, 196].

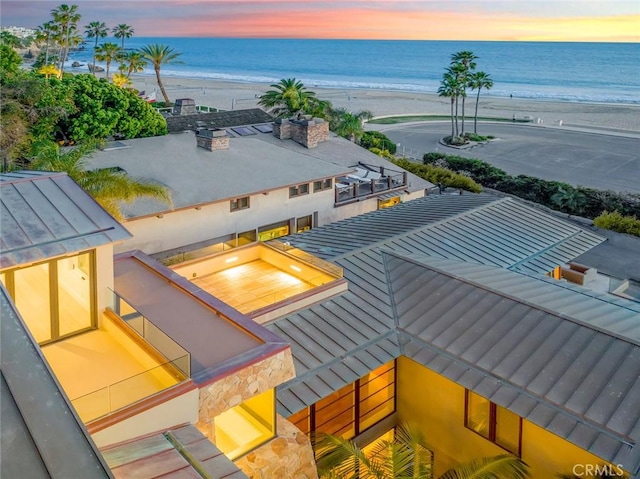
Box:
[328, 107, 372, 143]
[118, 51, 147, 79]
[95, 42, 120, 80]
[0, 31, 22, 48]
[29, 139, 171, 220]
[0, 44, 22, 77]
[35, 21, 58, 67]
[315, 423, 528, 479]
[450, 51, 477, 136]
[112, 24, 134, 50]
[259, 78, 327, 118]
[38, 64, 61, 80]
[438, 71, 460, 138]
[139, 44, 182, 104]
[551, 186, 588, 214]
[51, 3, 82, 74]
[468, 71, 494, 134]
[360, 131, 397, 154]
[84, 21, 108, 76]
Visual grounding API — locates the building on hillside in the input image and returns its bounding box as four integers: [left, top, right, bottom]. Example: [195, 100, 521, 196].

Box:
[86, 108, 430, 260]
[262, 193, 640, 478]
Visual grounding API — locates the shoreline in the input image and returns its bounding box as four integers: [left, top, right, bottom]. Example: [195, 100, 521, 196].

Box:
[126, 73, 640, 132]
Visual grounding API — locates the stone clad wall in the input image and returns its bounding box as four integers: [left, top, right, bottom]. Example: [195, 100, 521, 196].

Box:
[196, 135, 229, 151]
[273, 119, 292, 139]
[290, 120, 329, 148]
[196, 349, 295, 438]
[235, 415, 318, 479]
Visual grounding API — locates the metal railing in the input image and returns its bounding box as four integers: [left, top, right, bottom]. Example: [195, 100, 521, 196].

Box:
[335, 163, 408, 204]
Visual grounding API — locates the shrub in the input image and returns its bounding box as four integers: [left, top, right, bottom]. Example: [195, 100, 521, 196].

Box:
[593, 211, 640, 237]
[393, 158, 482, 193]
[423, 152, 640, 219]
[368, 147, 396, 160]
[360, 131, 397, 153]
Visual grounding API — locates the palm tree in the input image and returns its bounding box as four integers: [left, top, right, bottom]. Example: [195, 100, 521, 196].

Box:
[328, 107, 373, 143]
[35, 21, 58, 67]
[139, 44, 182, 104]
[259, 78, 325, 118]
[29, 140, 171, 220]
[118, 51, 147, 79]
[468, 71, 494, 134]
[0, 31, 22, 49]
[551, 186, 587, 215]
[315, 423, 529, 479]
[95, 42, 121, 81]
[112, 24, 134, 50]
[450, 51, 477, 136]
[51, 3, 81, 74]
[84, 21, 108, 76]
[438, 72, 459, 139]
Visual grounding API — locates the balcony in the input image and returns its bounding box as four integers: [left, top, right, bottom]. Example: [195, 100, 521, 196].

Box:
[171, 242, 347, 324]
[41, 309, 189, 423]
[335, 163, 408, 205]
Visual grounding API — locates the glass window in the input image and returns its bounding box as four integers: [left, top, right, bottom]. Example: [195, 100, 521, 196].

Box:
[230, 196, 250, 211]
[214, 389, 275, 460]
[14, 262, 52, 343]
[296, 215, 312, 233]
[57, 253, 93, 337]
[465, 390, 521, 456]
[466, 391, 491, 438]
[289, 184, 310, 198]
[315, 384, 356, 439]
[359, 363, 396, 431]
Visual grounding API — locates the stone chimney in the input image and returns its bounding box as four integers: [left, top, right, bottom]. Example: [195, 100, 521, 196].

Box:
[173, 98, 197, 116]
[196, 129, 229, 151]
[272, 118, 292, 140]
[290, 118, 329, 148]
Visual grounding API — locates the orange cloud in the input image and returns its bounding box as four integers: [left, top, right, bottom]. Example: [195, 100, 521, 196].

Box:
[133, 6, 639, 42]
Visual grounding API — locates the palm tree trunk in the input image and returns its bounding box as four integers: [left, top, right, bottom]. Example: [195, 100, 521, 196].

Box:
[92, 38, 98, 76]
[106, 60, 111, 81]
[450, 98, 455, 138]
[155, 67, 170, 104]
[454, 95, 459, 137]
[474, 88, 481, 134]
[461, 96, 466, 136]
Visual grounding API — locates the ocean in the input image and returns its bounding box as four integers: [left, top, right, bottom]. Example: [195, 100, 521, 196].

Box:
[68, 38, 640, 105]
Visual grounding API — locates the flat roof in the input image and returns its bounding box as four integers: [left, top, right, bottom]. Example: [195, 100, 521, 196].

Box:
[114, 251, 289, 384]
[0, 171, 132, 269]
[85, 122, 431, 219]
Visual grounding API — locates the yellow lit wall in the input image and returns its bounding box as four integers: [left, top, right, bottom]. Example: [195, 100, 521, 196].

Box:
[396, 357, 614, 478]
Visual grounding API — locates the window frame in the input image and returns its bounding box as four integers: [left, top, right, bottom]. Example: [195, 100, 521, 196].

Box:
[464, 390, 522, 456]
[289, 183, 310, 198]
[230, 196, 250, 212]
[313, 178, 333, 192]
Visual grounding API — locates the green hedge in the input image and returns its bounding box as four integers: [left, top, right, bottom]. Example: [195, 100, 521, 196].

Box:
[393, 158, 482, 193]
[361, 131, 397, 154]
[423, 152, 640, 219]
[593, 211, 640, 237]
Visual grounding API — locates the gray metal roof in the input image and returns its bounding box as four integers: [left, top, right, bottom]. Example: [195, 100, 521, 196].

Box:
[0, 286, 113, 478]
[385, 252, 640, 476]
[267, 194, 640, 473]
[0, 171, 132, 269]
[86, 128, 431, 219]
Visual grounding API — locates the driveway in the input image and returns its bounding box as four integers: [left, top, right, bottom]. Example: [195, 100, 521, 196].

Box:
[371, 122, 640, 193]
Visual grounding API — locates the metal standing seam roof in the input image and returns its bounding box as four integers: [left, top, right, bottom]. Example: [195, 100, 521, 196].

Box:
[0, 171, 132, 269]
[383, 251, 640, 476]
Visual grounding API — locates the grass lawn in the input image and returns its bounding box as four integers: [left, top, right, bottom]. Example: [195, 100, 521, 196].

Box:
[368, 115, 532, 125]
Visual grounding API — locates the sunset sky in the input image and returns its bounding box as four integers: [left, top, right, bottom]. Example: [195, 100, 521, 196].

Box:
[2, 1, 638, 42]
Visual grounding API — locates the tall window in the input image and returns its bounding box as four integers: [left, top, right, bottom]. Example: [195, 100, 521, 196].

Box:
[289, 361, 396, 441]
[465, 390, 521, 455]
[313, 179, 333, 192]
[1, 251, 96, 345]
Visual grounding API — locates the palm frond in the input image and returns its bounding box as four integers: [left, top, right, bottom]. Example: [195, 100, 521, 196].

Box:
[439, 454, 529, 479]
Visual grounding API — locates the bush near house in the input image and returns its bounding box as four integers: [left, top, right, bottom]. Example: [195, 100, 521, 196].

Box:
[593, 211, 640, 237]
[361, 131, 397, 154]
[393, 158, 482, 193]
[423, 152, 640, 220]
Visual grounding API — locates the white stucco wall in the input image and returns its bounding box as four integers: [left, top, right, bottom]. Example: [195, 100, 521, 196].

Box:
[95, 244, 115, 316]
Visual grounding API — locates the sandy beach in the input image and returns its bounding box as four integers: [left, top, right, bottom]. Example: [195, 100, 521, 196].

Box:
[128, 74, 640, 133]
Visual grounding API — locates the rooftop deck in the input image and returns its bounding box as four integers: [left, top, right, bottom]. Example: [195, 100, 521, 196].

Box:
[335, 163, 408, 204]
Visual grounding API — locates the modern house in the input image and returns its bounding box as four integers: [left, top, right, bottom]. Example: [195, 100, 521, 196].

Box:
[266, 193, 640, 478]
[85, 109, 431, 261]
[2, 168, 639, 477]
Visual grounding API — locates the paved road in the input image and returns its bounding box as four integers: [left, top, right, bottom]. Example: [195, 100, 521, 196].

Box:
[371, 122, 640, 193]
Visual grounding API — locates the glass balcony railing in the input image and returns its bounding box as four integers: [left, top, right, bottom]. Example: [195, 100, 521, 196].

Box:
[334, 164, 408, 204]
[107, 288, 191, 378]
[71, 356, 188, 423]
